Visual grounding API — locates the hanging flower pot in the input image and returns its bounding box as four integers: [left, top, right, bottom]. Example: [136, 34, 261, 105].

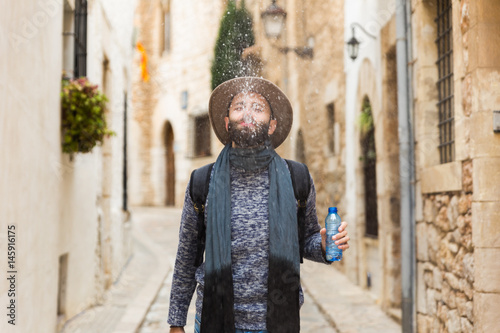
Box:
[60, 77, 115, 154]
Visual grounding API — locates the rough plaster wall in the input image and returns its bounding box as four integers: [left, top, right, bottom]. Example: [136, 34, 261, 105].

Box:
[0, 2, 63, 331]
[0, 1, 135, 332]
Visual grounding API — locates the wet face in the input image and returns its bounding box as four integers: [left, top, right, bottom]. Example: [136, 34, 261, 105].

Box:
[224, 92, 277, 148]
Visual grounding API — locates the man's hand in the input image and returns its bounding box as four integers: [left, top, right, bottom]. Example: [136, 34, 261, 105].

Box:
[320, 221, 350, 254]
[169, 327, 185, 333]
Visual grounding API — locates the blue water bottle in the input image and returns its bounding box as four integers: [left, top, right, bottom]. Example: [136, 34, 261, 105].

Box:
[325, 207, 343, 262]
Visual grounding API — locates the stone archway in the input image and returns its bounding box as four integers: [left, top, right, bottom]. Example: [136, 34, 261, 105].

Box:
[354, 59, 381, 299]
[163, 121, 175, 206]
[355, 53, 401, 311]
[360, 96, 379, 239]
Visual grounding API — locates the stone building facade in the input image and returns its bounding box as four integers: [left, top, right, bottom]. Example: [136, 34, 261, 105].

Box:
[341, 0, 500, 331]
[413, 0, 500, 331]
[254, 0, 500, 331]
[1, 0, 136, 332]
[130, 0, 225, 208]
[130, 0, 346, 210]
[241, 0, 348, 217]
[233, 0, 401, 317]
[340, 0, 403, 316]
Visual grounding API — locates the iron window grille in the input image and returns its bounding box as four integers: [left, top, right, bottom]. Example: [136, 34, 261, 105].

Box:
[74, 0, 88, 78]
[435, 0, 454, 163]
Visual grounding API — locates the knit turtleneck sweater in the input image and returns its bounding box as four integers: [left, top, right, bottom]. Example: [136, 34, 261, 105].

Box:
[168, 161, 329, 330]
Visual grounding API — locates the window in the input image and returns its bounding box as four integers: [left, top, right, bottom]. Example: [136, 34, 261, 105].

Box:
[57, 253, 69, 317]
[327, 103, 335, 154]
[62, 1, 74, 78]
[123, 92, 128, 212]
[194, 115, 211, 157]
[435, 0, 454, 163]
[74, 0, 88, 77]
[295, 129, 306, 164]
[162, 1, 171, 53]
[62, 0, 87, 78]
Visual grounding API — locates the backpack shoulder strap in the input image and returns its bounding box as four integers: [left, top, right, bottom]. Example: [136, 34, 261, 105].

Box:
[189, 162, 214, 267]
[285, 159, 311, 263]
[285, 159, 311, 207]
[189, 163, 214, 215]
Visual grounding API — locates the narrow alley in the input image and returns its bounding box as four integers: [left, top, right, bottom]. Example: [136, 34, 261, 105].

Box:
[59, 207, 400, 333]
[3, 1, 500, 332]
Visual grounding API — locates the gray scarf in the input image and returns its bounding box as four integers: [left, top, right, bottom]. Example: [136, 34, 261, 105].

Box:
[201, 141, 301, 333]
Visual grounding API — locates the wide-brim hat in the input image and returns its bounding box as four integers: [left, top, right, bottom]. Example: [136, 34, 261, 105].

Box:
[208, 77, 293, 148]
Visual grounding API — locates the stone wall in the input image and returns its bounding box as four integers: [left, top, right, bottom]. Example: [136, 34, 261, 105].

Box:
[414, 0, 500, 331]
[243, 0, 347, 220]
[295, 0, 347, 221]
[130, 0, 161, 206]
[130, 0, 224, 207]
[417, 161, 474, 332]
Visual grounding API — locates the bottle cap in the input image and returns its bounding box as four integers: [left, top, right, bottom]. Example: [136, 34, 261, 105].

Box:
[328, 207, 337, 214]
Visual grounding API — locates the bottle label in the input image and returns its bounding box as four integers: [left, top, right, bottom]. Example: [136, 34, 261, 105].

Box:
[325, 213, 343, 262]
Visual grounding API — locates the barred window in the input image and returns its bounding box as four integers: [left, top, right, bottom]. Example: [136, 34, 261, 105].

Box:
[435, 0, 454, 163]
[74, 0, 88, 77]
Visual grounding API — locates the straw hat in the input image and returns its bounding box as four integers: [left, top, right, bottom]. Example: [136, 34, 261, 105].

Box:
[208, 77, 293, 148]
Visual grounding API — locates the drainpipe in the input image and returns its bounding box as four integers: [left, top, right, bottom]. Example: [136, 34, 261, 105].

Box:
[396, 0, 416, 332]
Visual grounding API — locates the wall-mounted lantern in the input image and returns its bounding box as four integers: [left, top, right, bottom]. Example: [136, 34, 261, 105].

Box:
[261, 0, 313, 59]
[346, 23, 377, 61]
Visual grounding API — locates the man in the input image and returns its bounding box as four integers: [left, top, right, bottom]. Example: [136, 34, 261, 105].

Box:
[168, 77, 349, 333]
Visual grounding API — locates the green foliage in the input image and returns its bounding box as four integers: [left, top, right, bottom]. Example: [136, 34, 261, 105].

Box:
[359, 97, 376, 164]
[211, 0, 255, 90]
[358, 97, 374, 135]
[60, 77, 115, 154]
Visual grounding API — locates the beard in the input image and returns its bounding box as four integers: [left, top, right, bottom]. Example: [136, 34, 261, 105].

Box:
[228, 119, 271, 148]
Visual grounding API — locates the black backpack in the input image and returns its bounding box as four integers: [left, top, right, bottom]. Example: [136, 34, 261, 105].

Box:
[189, 159, 311, 267]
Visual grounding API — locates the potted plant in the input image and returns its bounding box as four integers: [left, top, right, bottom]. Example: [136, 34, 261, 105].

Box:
[60, 77, 115, 155]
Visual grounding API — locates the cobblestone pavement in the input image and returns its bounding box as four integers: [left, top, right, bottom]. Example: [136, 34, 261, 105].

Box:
[59, 206, 400, 333]
[136, 207, 400, 333]
[138, 265, 337, 333]
[59, 207, 178, 333]
[137, 207, 336, 333]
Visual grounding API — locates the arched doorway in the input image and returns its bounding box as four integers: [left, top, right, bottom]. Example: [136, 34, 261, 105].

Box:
[354, 57, 401, 310]
[357, 94, 380, 297]
[360, 96, 378, 238]
[164, 121, 175, 206]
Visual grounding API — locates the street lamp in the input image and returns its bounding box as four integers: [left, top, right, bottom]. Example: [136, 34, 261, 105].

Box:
[261, 0, 313, 59]
[346, 23, 376, 61]
[260, 0, 287, 39]
[346, 28, 360, 61]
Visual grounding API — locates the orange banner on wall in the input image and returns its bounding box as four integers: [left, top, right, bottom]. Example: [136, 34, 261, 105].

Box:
[136, 42, 149, 82]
